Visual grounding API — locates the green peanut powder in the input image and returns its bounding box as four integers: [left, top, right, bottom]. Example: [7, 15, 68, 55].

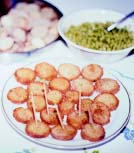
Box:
[65, 22, 134, 51]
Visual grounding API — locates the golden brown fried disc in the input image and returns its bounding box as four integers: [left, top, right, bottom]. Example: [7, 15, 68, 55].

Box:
[90, 102, 110, 125]
[79, 98, 93, 112]
[40, 108, 59, 125]
[81, 123, 105, 142]
[95, 78, 120, 94]
[72, 78, 94, 96]
[27, 95, 46, 112]
[67, 110, 89, 129]
[82, 64, 103, 82]
[58, 63, 80, 80]
[59, 101, 75, 115]
[25, 120, 50, 138]
[13, 107, 34, 124]
[47, 90, 63, 105]
[7, 87, 28, 104]
[27, 82, 44, 96]
[64, 90, 79, 104]
[14, 67, 36, 85]
[51, 124, 77, 140]
[35, 62, 57, 81]
[94, 93, 119, 111]
[49, 77, 70, 92]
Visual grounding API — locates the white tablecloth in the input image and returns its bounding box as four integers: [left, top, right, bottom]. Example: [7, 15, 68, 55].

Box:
[0, 41, 134, 153]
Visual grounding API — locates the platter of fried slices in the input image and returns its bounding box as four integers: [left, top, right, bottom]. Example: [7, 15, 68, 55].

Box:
[1, 58, 130, 150]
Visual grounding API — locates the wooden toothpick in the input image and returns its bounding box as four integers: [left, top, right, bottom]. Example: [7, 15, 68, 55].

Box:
[78, 90, 81, 116]
[55, 104, 64, 129]
[30, 92, 38, 123]
[43, 82, 49, 114]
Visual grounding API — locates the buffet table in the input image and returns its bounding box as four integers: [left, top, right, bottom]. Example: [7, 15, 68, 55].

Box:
[0, 41, 134, 153]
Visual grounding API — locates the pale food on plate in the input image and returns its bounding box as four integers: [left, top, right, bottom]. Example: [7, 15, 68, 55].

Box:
[0, 2, 60, 53]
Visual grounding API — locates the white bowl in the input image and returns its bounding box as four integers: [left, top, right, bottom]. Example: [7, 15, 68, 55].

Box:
[58, 9, 134, 63]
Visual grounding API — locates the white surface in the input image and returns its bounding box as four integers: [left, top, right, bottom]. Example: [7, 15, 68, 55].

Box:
[45, 0, 134, 15]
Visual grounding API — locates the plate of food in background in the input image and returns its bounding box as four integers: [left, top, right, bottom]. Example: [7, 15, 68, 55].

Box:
[0, 0, 62, 63]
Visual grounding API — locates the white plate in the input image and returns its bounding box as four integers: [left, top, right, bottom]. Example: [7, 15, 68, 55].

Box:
[1, 58, 131, 150]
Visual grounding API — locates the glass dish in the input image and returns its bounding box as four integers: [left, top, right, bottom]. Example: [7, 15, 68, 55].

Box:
[1, 58, 131, 150]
